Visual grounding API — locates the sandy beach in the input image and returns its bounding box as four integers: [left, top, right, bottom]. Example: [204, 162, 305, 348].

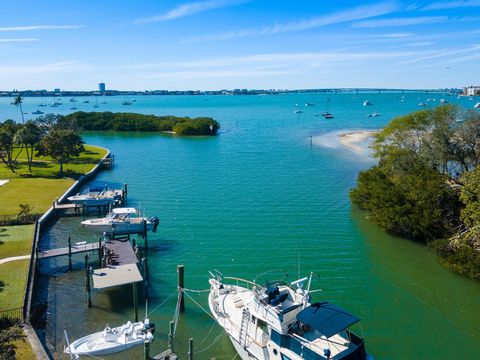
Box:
[338, 131, 377, 153]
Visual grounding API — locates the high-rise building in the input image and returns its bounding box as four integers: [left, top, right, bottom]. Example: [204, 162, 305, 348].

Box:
[99, 83, 106, 93]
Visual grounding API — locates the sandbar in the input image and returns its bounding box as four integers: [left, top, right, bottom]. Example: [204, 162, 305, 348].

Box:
[338, 131, 377, 153]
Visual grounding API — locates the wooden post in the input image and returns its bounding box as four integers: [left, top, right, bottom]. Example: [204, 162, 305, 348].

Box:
[98, 237, 102, 263]
[143, 220, 148, 249]
[168, 321, 175, 352]
[124, 183, 128, 203]
[143, 257, 149, 300]
[188, 338, 193, 360]
[133, 282, 138, 322]
[85, 255, 92, 307]
[144, 341, 150, 360]
[310, 135, 312, 147]
[68, 236, 72, 271]
[52, 201, 56, 216]
[177, 265, 185, 312]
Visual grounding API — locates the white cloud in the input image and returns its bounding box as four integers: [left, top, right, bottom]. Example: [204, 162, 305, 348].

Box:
[352, 16, 448, 28]
[380, 32, 414, 38]
[0, 25, 84, 32]
[0, 38, 38, 42]
[398, 44, 480, 64]
[422, 0, 480, 11]
[0, 62, 89, 75]
[183, 1, 400, 42]
[134, 0, 247, 24]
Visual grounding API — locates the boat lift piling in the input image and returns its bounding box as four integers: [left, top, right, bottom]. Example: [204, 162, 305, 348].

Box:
[68, 236, 72, 271]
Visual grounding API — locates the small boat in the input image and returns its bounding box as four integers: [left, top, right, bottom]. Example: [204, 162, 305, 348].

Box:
[70, 106, 77, 110]
[209, 272, 371, 360]
[38, 102, 47, 107]
[69, 98, 77, 102]
[440, 98, 448, 104]
[68, 185, 122, 206]
[81, 207, 159, 235]
[363, 100, 372, 106]
[305, 103, 316, 107]
[32, 110, 44, 115]
[418, 102, 427, 107]
[83, 100, 90, 103]
[294, 110, 303, 114]
[324, 113, 334, 119]
[65, 319, 155, 358]
[367, 112, 380, 118]
[474, 102, 480, 109]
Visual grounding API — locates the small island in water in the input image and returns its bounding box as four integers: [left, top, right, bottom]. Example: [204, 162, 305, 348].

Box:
[62, 111, 220, 136]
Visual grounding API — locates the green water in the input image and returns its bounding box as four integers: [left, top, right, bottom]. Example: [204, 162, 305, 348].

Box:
[30, 93, 480, 359]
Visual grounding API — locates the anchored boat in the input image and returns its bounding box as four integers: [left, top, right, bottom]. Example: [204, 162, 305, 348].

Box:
[208, 272, 371, 360]
[81, 207, 159, 234]
[68, 184, 122, 206]
[65, 319, 155, 358]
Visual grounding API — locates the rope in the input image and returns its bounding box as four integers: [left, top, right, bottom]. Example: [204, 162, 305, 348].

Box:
[197, 322, 218, 347]
[146, 291, 177, 317]
[195, 331, 225, 353]
[231, 353, 239, 360]
[183, 289, 218, 322]
[182, 287, 210, 293]
[172, 290, 182, 336]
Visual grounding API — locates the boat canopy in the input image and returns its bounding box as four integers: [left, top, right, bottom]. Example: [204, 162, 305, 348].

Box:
[112, 208, 137, 214]
[297, 302, 360, 338]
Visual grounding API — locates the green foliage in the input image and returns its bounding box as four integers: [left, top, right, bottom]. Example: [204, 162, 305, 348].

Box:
[0, 120, 23, 173]
[431, 237, 480, 279]
[460, 167, 480, 228]
[14, 121, 42, 173]
[350, 151, 457, 241]
[0, 318, 24, 359]
[62, 111, 220, 135]
[36, 129, 85, 177]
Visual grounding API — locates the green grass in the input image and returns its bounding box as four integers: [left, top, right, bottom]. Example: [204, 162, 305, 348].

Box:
[10, 332, 37, 359]
[0, 259, 29, 309]
[0, 178, 74, 216]
[0, 225, 35, 259]
[0, 144, 107, 179]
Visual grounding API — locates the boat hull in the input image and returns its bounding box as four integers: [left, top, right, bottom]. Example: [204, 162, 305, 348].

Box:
[81, 221, 153, 234]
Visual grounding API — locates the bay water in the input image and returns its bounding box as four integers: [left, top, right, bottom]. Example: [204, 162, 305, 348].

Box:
[6, 93, 478, 359]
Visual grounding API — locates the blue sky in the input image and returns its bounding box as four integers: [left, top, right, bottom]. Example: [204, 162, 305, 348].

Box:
[0, 0, 479, 90]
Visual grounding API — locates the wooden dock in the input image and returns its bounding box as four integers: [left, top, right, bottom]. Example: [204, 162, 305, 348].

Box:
[37, 242, 100, 259]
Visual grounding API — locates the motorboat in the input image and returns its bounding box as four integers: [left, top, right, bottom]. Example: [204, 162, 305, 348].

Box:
[367, 112, 380, 118]
[65, 319, 155, 358]
[32, 110, 44, 115]
[294, 110, 303, 114]
[67, 184, 122, 206]
[305, 103, 316, 107]
[323, 113, 334, 119]
[474, 102, 480, 109]
[81, 207, 159, 235]
[418, 102, 427, 107]
[440, 98, 448, 104]
[363, 100, 372, 106]
[209, 272, 371, 360]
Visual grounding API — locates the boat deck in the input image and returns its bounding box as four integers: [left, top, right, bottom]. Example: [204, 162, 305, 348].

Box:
[92, 263, 143, 290]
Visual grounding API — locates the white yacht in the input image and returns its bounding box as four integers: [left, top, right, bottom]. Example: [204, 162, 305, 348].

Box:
[474, 102, 480, 109]
[67, 185, 122, 206]
[209, 272, 370, 360]
[65, 319, 154, 358]
[81, 207, 159, 234]
[363, 100, 372, 106]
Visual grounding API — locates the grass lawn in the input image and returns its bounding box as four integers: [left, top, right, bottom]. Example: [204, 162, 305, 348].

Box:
[0, 225, 34, 259]
[0, 259, 29, 309]
[0, 178, 74, 216]
[0, 144, 107, 179]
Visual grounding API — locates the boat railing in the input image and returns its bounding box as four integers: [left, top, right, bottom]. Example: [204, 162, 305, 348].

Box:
[223, 276, 258, 290]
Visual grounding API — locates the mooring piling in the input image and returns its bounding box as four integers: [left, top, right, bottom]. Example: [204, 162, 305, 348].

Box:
[85, 254, 92, 307]
[177, 265, 185, 312]
[133, 282, 139, 322]
[168, 320, 175, 352]
[188, 338, 194, 360]
[67, 236, 72, 271]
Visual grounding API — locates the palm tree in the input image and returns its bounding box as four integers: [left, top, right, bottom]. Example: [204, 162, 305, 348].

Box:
[13, 95, 25, 124]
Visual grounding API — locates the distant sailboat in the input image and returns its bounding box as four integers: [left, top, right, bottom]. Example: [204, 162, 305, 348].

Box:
[93, 96, 99, 108]
[322, 99, 334, 118]
[122, 96, 132, 105]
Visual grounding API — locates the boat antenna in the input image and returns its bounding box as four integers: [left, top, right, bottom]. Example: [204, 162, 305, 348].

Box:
[63, 328, 74, 360]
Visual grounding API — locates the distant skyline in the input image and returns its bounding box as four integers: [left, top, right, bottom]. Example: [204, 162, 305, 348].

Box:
[0, 0, 479, 90]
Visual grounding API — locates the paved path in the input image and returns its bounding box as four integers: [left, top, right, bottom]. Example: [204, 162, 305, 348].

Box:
[0, 255, 30, 265]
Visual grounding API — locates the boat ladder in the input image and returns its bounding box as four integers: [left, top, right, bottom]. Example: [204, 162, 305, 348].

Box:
[239, 308, 250, 347]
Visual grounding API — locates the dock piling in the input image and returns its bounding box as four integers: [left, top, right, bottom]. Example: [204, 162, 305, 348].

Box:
[133, 282, 138, 322]
[68, 236, 72, 271]
[188, 338, 193, 360]
[85, 254, 92, 307]
[168, 321, 175, 352]
[144, 341, 150, 360]
[98, 237, 102, 263]
[177, 265, 185, 312]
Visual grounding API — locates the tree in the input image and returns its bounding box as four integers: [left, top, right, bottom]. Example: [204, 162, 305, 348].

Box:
[0, 120, 23, 173]
[13, 95, 25, 124]
[0, 318, 24, 359]
[36, 129, 84, 177]
[14, 121, 42, 173]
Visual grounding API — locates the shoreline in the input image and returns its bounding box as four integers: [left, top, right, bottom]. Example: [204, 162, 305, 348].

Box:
[338, 130, 377, 153]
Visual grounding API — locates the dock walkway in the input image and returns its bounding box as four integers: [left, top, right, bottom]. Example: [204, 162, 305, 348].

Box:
[37, 242, 99, 259]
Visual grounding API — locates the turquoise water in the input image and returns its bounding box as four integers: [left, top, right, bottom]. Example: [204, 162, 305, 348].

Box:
[20, 93, 480, 359]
